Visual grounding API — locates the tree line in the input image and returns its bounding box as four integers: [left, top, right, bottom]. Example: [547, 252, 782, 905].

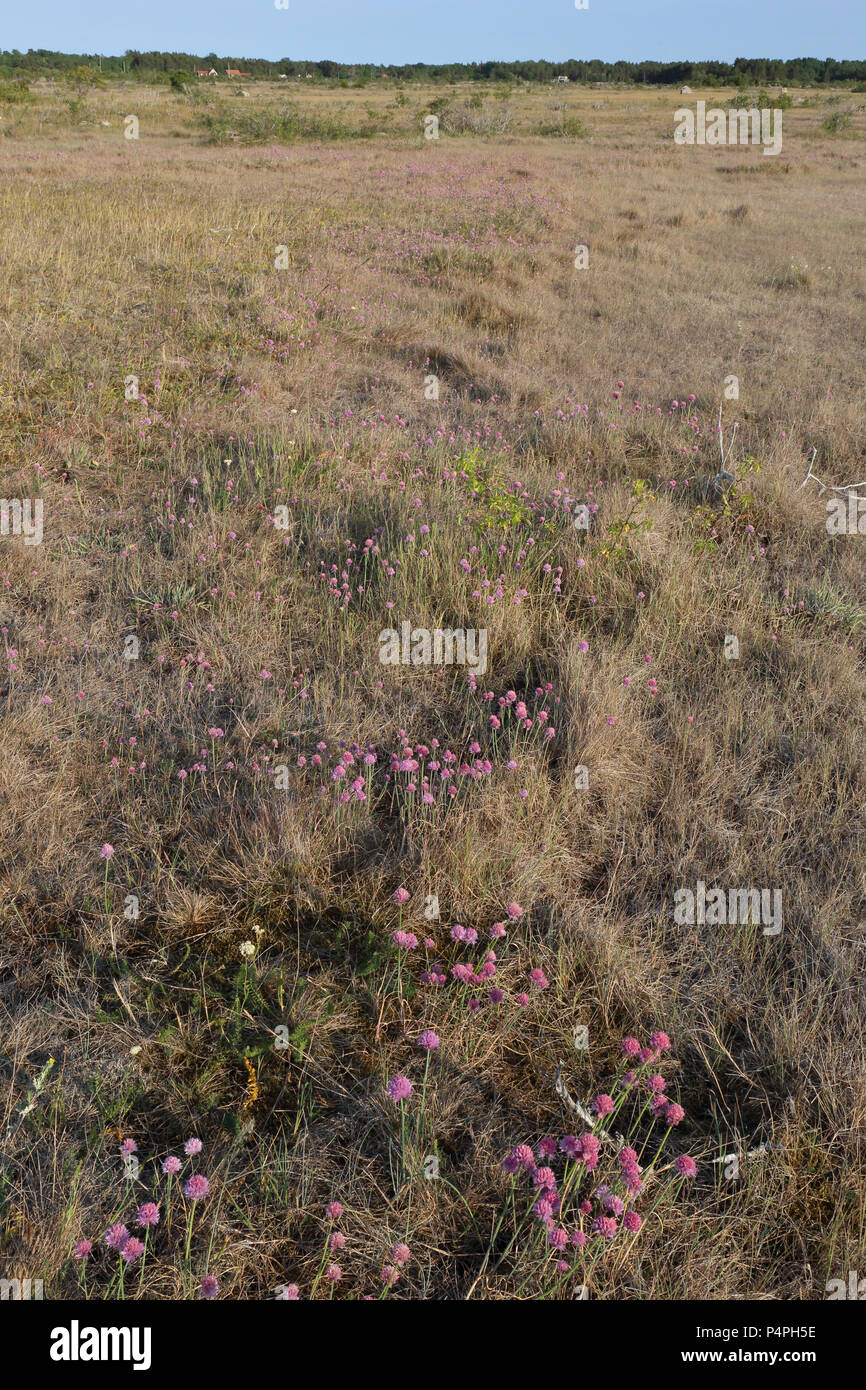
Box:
[2, 49, 865, 86]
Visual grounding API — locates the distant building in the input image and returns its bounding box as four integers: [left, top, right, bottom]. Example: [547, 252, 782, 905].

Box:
[226, 69, 252, 78]
[680, 85, 693, 94]
[196, 69, 217, 78]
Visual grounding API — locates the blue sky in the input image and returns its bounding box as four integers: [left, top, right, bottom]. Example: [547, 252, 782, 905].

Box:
[3, 0, 864, 64]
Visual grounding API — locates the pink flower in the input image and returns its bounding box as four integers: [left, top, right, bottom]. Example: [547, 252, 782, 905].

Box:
[506, 902, 523, 919]
[119, 1138, 137, 1156]
[392, 1243, 411, 1266]
[105, 1224, 129, 1250]
[330, 1232, 346, 1251]
[621, 1036, 641, 1057]
[386, 1075, 413, 1103]
[593, 1215, 618, 1239]
[325, 1201, 343, 1221]
[184, 1137, 203, 1155]
[73, 1239, 92, 1260]
[162, 1156, 182, 1175]
[281, 1284, 300, 1300]
[623, 1210, 643, 1232]
[325, 1264, 342, 1283]
[120, 1237, 145, 1263]
[664, 1103, 685, 1127]
[533, 1166, 556, 1188]
[137, 1203, 160, 1227]
[381, 1265, 399, 1286]
[418, 1030, 440, 1050]
[548, 1227, 569, 1250]
[529, 968, 549, 990]
[593, 1094, 615, 1117]
[649, 1030, 671, 1052]
[184, 1175, 210, 1200]
[393, 887, 410, 905]
[648, 1074, 667, 1093]
[200, 1275, 220, 1299]
[675, 1154, 697, 1178]
[100, 843, 114, 860]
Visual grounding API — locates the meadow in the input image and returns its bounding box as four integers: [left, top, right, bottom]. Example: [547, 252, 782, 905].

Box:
[0, 73, 864, 1301]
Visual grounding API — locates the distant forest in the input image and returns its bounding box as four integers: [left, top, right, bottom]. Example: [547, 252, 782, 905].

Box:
[1, 50, 865, 86]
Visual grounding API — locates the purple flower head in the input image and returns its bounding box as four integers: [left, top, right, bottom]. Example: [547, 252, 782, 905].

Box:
[184, 1137, 203, 1156]
[593, 1215, 618, 1239]
[162, 1156, 182, 1175]
[417, 1030, 440, 1051]
[386, 1075, 413, 1103]
[105, 1224, 129, 1251]
[184, 1174, 210, 1201]
[137, 1202, 160, 1227]
[533, 1166, 556, 1188]
[120, 1237, 145, 1263]
[200, 1275, 220, 1299]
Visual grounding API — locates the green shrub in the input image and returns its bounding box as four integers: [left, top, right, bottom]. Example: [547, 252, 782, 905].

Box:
[0, 79, 32, 104]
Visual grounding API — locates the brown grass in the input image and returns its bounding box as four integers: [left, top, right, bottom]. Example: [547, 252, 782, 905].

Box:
[0, 78, 864, 1302]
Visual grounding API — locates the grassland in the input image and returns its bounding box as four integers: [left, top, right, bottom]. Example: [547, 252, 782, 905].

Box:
[0, 75, 864, 1301]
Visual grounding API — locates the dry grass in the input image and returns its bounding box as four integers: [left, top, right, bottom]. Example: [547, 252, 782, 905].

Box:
[0, 78, 864, 1301]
